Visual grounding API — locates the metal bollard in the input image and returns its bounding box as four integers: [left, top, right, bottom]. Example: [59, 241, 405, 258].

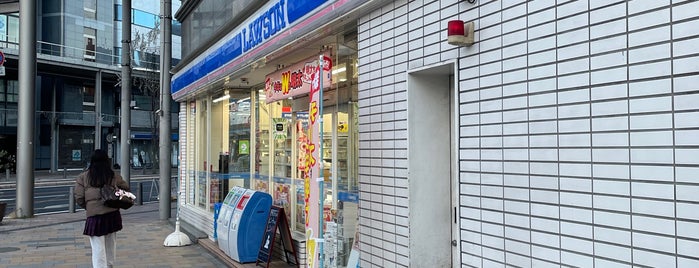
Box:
[69, 186, 75, 213]
[5, 169, 8, 181]
[63, 168, 67, 180]
[137, 182, 144, 206]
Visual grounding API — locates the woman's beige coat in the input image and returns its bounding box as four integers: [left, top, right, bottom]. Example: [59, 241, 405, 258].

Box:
[74, 172, 130, 217]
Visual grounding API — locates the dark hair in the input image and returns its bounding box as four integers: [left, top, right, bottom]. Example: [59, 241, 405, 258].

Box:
[87, 149, 115, 187]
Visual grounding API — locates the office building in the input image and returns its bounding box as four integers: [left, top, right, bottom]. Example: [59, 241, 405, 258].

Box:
[0, 0, 182, 171]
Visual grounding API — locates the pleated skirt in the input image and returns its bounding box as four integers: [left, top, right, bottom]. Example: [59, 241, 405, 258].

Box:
[83, 210, 123, 237]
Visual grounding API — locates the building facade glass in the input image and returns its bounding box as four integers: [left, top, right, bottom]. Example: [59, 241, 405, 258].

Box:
[0, 1, 182, 172]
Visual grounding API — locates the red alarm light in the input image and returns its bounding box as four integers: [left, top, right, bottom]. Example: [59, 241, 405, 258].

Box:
[447, 20, 474, 46]
[448, 20, 465, 36]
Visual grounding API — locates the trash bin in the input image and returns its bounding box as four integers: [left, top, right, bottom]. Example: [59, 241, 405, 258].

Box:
[213, 202, 222, 241]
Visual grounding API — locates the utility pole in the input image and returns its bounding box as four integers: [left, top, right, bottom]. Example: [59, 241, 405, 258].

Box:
[95, 71, 102, 150]
[50, 84, 57, 173]
[159, 0, 172, 220]
[16, 0, 37, 218]
[120, 0, 132, 184]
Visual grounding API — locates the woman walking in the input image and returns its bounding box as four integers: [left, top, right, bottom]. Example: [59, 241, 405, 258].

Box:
[74, 149, 130, 268]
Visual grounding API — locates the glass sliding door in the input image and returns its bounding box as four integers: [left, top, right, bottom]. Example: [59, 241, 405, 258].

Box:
[209, 92, 229, 208]
[195, 98, 208, 209]
[254, 90, 271, 192]
[228, 92, 252, 188]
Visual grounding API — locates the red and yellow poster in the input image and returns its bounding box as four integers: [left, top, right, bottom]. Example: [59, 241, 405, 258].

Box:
[264, 53, 332, 103]
[304, 55, 329, 268]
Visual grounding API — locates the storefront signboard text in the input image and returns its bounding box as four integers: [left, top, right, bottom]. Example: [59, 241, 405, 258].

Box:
[264, 54, 332, 103]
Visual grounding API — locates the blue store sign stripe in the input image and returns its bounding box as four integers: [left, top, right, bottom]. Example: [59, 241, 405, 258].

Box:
[171, 0, 330, 96]
[171, 34, 243, 94]
[286, 0, 328, 24]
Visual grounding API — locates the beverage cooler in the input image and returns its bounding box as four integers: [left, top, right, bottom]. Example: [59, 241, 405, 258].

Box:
[216, 186, 272, 263]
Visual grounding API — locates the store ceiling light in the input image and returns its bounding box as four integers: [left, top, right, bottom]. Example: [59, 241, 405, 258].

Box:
[213, 90, 230, 103]
[332, 66, 346, 75]
[213, 94, 230, 103]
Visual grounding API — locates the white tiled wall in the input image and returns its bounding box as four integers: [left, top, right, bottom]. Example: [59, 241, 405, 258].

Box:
[358, 0, 699, 267]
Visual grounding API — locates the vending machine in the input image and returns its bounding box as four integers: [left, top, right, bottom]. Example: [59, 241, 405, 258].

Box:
[217, 187, 246, 256]
[227, 188, 273, 263]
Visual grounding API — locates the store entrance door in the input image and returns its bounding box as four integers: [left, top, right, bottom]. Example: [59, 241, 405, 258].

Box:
[407, 62, 459, 267]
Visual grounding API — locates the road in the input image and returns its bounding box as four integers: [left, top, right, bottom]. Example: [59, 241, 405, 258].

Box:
[0, 178, 174, 215]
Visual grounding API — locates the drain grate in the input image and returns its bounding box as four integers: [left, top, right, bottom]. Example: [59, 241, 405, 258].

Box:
[0, 247, 20, 253]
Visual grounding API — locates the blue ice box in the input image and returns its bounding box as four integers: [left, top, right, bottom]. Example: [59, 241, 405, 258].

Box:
[217, 187, 272, 263]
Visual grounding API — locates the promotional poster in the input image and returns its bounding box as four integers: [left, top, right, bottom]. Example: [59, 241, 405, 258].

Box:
[304, 62, 323, 268]
[264, 54, 332, 103]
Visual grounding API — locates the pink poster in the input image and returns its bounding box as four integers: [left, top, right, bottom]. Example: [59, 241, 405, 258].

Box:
[304, 58, 323, 268]
[264, 53, 332, 103]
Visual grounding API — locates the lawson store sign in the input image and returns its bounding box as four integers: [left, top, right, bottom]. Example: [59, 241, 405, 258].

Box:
[172, 0, 352, 99]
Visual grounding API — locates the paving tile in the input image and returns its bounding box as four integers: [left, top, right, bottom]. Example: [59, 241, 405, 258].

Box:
[0, 203, 227, 267]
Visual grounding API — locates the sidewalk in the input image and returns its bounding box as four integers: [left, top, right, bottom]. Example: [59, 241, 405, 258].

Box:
[0, 203, 228, 267]
[0, 169, 298, 268]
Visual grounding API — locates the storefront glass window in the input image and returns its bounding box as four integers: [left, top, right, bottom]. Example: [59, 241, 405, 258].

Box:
[271, 99, 293, 223]
[247, 49, 361, 257]
[210, 93, 229, 207]
[293, 114, 309, 232]
[195, 99, 208, 209]
[272, 106, 292, 179]
[320, 112, 334, 221]
[324, 51, 360, 266]
[254, 90, 271, 192]
[336, 103, 359, 266]
[185, 101, 196, 205]
[228, 93, 252, 186]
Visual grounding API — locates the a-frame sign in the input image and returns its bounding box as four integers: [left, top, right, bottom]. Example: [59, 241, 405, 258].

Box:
[256, 206, 299, 267]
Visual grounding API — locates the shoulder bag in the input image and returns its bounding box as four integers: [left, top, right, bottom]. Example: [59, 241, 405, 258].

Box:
[101, 182, 135, 209]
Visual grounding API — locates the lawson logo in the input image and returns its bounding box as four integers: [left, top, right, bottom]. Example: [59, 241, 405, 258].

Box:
[242, 0, 330, 53]
[242, 0, 286, 53]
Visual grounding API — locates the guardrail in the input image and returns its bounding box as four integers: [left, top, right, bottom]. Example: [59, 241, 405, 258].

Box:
[0, 175, 178, 216]
[67, 176, 176, 213]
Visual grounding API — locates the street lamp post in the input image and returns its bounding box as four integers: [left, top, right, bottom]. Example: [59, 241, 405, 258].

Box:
[159, 0, 172, 220]
[120, 0, 132, 184]
[16, 0, 38, 218]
